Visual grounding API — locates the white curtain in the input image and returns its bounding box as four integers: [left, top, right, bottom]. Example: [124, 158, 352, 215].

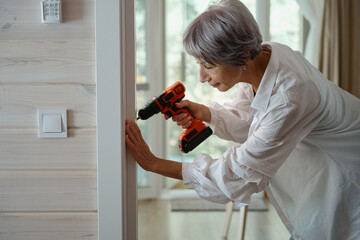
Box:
[296, 0, 325, 68]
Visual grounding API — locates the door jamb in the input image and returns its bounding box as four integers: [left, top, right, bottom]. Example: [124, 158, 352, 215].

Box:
[96, 0, 137, 239]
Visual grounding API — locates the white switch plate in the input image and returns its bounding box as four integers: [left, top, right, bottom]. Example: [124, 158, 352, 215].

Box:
[38, 110, 67, 138]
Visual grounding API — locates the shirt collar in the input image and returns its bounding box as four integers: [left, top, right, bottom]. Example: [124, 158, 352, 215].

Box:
[250, 43, 279, 113]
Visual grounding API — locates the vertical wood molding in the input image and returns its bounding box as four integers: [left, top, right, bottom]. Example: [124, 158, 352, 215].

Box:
[96, 0, 136, 239]
[121, 1, 137, 240]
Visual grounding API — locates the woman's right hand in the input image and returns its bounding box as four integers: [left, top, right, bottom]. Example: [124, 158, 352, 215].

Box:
[164, 100, 211, 129]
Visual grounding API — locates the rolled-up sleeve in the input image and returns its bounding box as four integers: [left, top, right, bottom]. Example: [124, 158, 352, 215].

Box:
[182, 147, 270, 204]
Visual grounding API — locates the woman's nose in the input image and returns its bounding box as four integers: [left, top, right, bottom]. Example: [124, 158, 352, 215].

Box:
[199, 68, 210, 83]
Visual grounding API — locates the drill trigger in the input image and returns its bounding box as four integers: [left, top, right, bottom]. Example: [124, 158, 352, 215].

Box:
[182, 107, 196, 119]
[164, 111, 173, 118]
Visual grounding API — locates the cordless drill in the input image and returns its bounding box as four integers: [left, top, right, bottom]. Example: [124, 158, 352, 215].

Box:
[137, 81, 212, 153]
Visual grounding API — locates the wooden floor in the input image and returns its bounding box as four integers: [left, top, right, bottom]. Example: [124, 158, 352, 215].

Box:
[138, 198, 291, 240]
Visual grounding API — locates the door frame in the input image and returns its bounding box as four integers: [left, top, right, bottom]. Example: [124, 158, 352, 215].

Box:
[96, 0, 137, 239]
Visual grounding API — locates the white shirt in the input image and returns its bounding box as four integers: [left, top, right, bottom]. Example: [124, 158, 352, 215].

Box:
[182, 42, 360, 239]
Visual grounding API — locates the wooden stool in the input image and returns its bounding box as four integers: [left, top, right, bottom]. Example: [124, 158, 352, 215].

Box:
[222, 202, 248, 240]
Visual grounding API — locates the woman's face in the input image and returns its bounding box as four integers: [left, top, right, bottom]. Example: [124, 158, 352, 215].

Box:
[196, 58, 243, 92]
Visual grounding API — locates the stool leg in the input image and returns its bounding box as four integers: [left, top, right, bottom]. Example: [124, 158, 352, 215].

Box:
[238, 205, 248, 240]
[222, 201, 234, 240]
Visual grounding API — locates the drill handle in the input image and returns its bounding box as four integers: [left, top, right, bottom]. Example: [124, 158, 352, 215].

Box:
[164, 102, 197, 122]
[179, 107, 197, 120]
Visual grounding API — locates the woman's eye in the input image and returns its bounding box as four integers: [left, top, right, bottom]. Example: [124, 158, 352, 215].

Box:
[204, 65, 213, 70]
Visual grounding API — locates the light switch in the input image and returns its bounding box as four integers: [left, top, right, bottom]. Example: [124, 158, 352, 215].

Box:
[38, 110, 67, 138]
[43, 114, 62, 133]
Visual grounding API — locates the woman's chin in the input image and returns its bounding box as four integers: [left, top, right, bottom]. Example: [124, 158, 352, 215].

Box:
[217, 87, 227, 92]
[217, 85, 232, 92]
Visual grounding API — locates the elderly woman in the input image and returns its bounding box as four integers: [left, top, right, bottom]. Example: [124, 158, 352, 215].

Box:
[125, 0, 360, 239]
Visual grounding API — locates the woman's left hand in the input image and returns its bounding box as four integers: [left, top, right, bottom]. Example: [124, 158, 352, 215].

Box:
[125, 119, 156, 171]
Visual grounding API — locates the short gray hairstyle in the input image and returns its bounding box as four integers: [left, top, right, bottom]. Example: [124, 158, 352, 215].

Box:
[183, 0, 263, 66]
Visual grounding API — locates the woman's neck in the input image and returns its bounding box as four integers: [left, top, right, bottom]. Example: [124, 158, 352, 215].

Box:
[244, 47, 271, 93]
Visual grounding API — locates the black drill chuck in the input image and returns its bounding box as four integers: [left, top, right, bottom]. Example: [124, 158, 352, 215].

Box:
[137, 99, 161, 120]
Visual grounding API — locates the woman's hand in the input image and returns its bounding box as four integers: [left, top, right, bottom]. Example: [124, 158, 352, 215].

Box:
[125, 119, 183, 180]
[164, 100, 211, 128]
[125, 119, 156, 172]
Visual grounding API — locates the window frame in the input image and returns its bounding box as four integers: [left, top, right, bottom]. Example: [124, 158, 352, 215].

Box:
[136, 0, 166, 199]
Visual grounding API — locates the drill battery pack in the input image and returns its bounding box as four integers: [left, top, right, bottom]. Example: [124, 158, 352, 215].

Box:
[178, 125, 213, 153]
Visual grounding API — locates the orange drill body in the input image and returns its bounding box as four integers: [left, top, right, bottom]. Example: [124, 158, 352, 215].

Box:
[137, 81, 212, 153]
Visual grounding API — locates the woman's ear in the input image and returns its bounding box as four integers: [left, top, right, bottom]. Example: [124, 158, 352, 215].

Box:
[245, 50, 251, 60]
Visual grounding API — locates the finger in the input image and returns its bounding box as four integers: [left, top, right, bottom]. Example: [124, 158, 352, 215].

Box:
[125, 119, 137, 134]
[177, 116, 192, 126]
[128, 121, 148, 147]
[126, 136, 141, 161]
[125, 136, 139, 158]
[125, 128, 137, 147]
[128, 120, 142, 137]
[130, 120, 142, 136]
[173, 113, 188, 122]
[125, 134, 135, 148]
[126, 133, 142, 154]
[180, 120, 192, 129]
[126, 123, 140, 145]
[125, 119, 129, 133]
[125, 118, 135, 127]
[175, 100, 190, 108]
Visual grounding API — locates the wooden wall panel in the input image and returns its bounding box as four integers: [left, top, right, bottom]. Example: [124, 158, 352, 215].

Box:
[0, 0, 95, 40]
[0, 40, 95, 83]
[0, 212, 97, 240]
[0, 0, 97, 237]
[0, 84, 96, 127]
[0, 128, 96, 169]
[0, 170, 97, 211]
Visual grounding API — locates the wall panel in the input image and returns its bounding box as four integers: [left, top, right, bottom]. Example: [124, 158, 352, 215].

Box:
[0, 212, 97, 240]
[0, 128, 96, 169]
[0, 170, 97, 211]
[0, 40, 95, 83]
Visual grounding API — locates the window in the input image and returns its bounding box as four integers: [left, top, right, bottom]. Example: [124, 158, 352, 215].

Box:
[135, 0, 302, 190]
[270, 0, 301, 51]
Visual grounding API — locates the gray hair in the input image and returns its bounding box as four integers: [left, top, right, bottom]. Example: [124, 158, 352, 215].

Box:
[183, 0, 263, 66]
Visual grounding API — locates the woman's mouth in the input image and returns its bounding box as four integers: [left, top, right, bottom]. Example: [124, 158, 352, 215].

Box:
[211, 83, 220, 88]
